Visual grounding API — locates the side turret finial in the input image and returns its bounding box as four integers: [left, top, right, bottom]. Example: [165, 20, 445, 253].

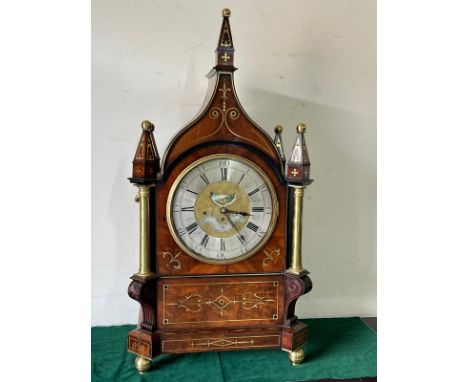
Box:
[273, 125, 286, 167]
[130, 120, 160, 184]
[286, 123, 312, 185]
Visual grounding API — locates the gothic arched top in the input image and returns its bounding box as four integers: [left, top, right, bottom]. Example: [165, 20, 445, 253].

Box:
[160, 12, 283, 175]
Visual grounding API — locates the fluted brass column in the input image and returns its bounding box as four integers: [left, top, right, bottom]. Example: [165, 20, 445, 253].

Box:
[287, 185, 306, 275]
[136, 185, 152, 276]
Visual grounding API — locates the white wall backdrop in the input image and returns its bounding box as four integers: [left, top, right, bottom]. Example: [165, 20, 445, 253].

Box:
[92, 0, 376, 326]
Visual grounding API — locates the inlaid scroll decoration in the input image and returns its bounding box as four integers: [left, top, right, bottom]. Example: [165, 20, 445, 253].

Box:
[262, 249, 280, 267]
[167, 287, 275, 317]
[208, 80, 240, 133]
[161, 251, 182, 270]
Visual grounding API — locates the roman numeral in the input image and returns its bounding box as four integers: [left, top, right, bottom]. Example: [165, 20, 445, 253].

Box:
[220, 239, 225, 251]
[186, 189, 198, 196]
[237, 234, 247, 246]
[247, 222, 259, 232]
[186, 222, 198, 234]
[181, 206, 194, 212]
[221, 167, 227, 181]
[252, 207, 264, 212]
[248, 188, 260, 196]
[200, 173, 210, 184]
[237, 173, 246, 185]
[201, 234, 209, 247]
[249, 184, 267, 196]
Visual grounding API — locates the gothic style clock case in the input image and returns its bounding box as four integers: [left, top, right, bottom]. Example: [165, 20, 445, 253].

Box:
[127, 9, 313, 373]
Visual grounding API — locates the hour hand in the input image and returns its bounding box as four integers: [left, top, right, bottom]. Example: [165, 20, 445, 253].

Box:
[220, 207, 251, 216]
[224, 213, 241, 234]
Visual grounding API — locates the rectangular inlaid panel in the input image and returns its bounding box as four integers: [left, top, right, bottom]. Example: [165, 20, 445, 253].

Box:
[157, 275, 284, 329]
[160, 327, 282, 353]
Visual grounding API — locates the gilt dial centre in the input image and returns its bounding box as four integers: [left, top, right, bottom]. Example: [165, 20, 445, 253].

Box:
[194, 180, 251, 238]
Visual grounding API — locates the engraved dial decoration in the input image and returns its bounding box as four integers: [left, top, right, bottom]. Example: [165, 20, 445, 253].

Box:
[167, 155, 278, 264]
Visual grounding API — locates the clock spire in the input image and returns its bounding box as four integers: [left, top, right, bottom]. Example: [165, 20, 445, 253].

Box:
[286, 123, 312, 185]
[130, 120, 160, 184]
[215, 8, 236, 71]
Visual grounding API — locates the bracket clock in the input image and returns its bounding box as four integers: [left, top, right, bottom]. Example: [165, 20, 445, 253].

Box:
[127, 9, 313, 373]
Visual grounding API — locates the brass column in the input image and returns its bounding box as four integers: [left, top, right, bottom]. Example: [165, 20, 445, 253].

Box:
[136, 185, 153, 276]
[287, 185, 306, 275]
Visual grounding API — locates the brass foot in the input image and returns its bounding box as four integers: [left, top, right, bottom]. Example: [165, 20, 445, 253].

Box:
[289, 348, 305, 365]
[135, 356, 152, 373]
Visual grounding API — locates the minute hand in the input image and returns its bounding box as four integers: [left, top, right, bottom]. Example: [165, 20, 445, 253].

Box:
[220, 207, 251, 216]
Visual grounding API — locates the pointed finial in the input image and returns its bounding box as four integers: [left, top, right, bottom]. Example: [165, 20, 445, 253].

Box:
[273, 125, 286, 165]
[286, 123, 312, 185]
[215, 9, 236, 70]
[130, 120, 160, 184]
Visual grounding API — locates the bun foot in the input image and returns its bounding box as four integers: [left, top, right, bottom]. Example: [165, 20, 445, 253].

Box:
[289, 348, 305, 365]
[135, 356, 152, 373]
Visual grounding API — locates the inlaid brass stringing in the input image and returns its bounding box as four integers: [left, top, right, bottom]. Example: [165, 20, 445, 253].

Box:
[167, 288, 275, 316]
[162, 280, 280, 324]
[160, 334, 281, 352]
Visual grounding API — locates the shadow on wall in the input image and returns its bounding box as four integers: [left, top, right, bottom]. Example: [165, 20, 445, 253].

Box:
[243, 88, 376, 315]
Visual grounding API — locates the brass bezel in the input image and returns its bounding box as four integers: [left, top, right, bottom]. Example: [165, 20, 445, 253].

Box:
[166, 154, 279, 265]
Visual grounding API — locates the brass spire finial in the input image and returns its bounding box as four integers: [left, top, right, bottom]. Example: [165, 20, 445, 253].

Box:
[215, 8, 235, 70]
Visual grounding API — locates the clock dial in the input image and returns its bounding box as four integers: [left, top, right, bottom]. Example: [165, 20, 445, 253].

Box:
[167, 154, 278, 264]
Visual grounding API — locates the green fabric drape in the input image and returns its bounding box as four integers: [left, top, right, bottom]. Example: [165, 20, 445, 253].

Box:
[92, 317, 376, 382]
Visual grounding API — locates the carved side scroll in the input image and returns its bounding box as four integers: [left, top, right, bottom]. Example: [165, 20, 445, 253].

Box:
[128, 275, 158, 331]
[284, 274, 313, 326]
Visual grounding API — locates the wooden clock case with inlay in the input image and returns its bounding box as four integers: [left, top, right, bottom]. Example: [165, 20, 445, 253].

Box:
[126, 9, 313, 372]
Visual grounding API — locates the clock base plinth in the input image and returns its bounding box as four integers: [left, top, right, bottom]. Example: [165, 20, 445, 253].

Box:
[128, 321, 310, 364]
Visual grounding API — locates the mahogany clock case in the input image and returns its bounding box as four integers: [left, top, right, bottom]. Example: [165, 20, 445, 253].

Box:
[127, 9, 313, 367]
[157, 143, 287, 276]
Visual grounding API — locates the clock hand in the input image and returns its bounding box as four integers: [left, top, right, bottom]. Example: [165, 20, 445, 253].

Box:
[219, 207, 251, 216]
[221, 209, 242, 234]
[225, 214, 240, 233]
